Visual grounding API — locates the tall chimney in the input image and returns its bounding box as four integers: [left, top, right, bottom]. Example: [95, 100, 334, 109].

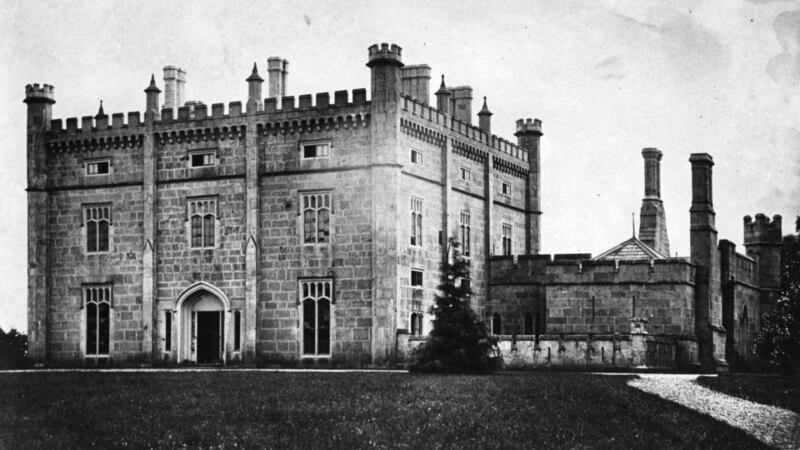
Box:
[176, 68, 186, 108]
[163, 66, 185, 109]
[268, 57, 289, 106]
[689, 153, 726, 372]
[400, 65, 431, 104]
[638, 148, 670, 255]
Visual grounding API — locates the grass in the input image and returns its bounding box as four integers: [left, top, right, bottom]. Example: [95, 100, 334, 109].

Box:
[697, 374, 800, 414]
[0, 371, 768, 449]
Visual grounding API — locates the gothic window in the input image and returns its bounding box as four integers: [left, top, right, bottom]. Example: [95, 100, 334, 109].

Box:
[502, 223, 513, 256]
[84, 285, 111, 357]
[410, 312, 423, 336]
[524, 312, 533, 335]
[188, 197, 216, 248]
[84, 204, 111, 253]
[491, 313, 502, 335]
[302, 192, 331, 244]
[301, 279, 332, 356]
[302, 141, 331, 159]
[234, 310, 241, 351]
[86, 159, 111, 175]
[411, 197, 423, 247]
[460, 211, 471, 257]
[164, 310, 172, 352]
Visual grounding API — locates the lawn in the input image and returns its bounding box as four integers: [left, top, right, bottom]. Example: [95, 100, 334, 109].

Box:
[0, 371, 767, 449]
[697, 375, 800, 414]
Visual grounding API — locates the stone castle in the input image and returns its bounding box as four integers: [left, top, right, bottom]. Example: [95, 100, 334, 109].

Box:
[25, 43, 782, 370]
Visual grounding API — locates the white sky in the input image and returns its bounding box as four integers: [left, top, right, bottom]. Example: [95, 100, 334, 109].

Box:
[1, 0, 798, 332]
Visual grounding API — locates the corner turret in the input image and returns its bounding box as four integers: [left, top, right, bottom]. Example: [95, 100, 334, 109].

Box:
[744, 214, 782, 315]
[367, 43, 403, 104]
[24, 83, 55, 130]
[516, 118, 543, 254]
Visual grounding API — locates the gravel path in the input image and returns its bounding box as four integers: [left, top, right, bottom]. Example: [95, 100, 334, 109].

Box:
[628, 374, 800, 449]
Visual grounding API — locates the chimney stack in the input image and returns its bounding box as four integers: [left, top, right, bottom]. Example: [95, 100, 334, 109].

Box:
[162, 66, 186, 110]
[638, 148, 669, 255]
[450, 86, 473, 123]
[267, 57, 289, 106]
[400, 65, 431, 105]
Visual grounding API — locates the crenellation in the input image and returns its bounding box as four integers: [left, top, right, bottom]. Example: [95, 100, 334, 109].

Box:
[298, 94, 312, 109]
[211, 103, 225, 118]
[334, 90, 348, 107]
[228, 101, 242, 116]
[81, 116, 94, 131]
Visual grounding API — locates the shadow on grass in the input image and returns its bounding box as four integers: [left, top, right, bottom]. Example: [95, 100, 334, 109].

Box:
[696, 375, 800, 414]
[0, 372, 769, 449]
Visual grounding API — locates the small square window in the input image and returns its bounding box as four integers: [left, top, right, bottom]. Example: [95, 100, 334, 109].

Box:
[461, 168, 471, 182]
[190, 152, 215, 167]
[501, 182, 511, 195]
[86, 160, 110, 175]
[302, 142, 330, 159]
[411, 270, 423, 287]
[411, 149, 423, 164]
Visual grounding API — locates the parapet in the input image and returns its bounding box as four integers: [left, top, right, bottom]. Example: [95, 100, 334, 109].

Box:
[24, 83, 55, 103]
[744, 214, 782, 245]
[515, 118, 542, 136]
[367, 43, 403, 68]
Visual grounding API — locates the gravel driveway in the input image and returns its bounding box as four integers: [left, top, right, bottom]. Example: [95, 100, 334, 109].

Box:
[628, 374, 799, 448]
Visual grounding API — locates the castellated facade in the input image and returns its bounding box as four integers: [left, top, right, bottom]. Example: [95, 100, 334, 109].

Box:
[26, 43, 781, 370]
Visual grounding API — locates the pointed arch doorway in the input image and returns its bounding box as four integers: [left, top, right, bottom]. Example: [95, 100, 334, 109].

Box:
[175, 282, 231, 365]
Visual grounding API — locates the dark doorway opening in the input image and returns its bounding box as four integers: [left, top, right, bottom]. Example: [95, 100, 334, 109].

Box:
[197, 311, 222, 364]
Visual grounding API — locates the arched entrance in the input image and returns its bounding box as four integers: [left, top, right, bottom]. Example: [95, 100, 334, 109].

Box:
[175, 282, 231, 364]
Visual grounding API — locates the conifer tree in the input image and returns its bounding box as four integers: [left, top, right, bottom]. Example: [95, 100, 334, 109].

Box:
[410, 238, 500, 373]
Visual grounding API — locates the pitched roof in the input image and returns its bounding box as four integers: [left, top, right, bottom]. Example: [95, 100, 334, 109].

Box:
[592, 236, 667, 261]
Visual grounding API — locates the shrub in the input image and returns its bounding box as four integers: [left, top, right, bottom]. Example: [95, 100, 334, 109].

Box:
[0, 328, 28, 369]
[410, 239, 501, 374]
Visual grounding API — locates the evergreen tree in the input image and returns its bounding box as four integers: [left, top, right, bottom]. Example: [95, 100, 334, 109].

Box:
[754, 216, 800, 378]
[410, 238, 501, 374]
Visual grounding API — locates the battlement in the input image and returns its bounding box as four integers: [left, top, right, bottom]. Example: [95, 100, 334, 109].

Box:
[743, 213, 782, 244]
[367, 43, 403, 67]
[490, 253, 693, 285]
[401, 95, 528, 163]
[52, 110, 143, 134]
[24, 83, 55, 103]
[515, 118, 542, 136]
